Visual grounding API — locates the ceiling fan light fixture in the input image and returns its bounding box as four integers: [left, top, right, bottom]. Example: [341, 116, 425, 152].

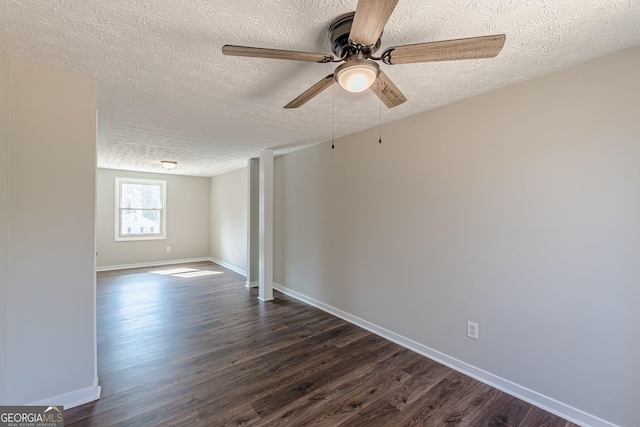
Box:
[335, 59, 380, 93]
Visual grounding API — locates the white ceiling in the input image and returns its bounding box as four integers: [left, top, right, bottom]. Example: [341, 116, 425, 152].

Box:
[0, 0, 638, 176]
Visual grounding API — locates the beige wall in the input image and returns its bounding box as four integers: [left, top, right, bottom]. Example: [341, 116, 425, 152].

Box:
[0, 43, 10, 403]
[274, 47, 640, 426]
[7, 61, 97, 404]
[96, 168, 210, 268]
[210, 167, 247, 273]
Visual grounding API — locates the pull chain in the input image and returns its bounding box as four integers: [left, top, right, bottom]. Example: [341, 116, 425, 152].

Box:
[332, 83, 335, 149]
[378, 81, 382, 144]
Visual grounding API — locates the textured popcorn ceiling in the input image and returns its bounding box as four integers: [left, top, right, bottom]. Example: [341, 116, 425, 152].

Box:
[0, 0, 639, 176]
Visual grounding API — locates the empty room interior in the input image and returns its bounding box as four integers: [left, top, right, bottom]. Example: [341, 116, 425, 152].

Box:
[0, 1, 638, 426]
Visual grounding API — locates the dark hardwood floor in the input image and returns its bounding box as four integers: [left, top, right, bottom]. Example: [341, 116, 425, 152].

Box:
[65, 261, 578, 426]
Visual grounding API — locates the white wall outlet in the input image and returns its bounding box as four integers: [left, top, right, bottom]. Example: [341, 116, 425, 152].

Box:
[467, 321, 479, 340]
[230, 249, 234, 257]
[166, 246, 171, 253]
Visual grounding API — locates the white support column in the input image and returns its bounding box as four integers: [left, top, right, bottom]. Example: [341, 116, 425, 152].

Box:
[258, 149, 274, 301]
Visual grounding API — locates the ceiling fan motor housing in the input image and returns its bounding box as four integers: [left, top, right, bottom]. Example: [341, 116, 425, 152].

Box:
[329, 12, 381, 59]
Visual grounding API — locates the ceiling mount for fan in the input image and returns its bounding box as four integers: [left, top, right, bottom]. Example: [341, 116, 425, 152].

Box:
[329, 12, 382, 60]
[222, 0, 506, 109]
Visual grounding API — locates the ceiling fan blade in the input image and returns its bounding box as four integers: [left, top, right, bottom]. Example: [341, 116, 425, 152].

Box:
[349, 0, 400, 48]
[222, 45, 334, 63]
[284, 74, 335, 109]
[371, 71, 406, 108]
[383, 34, 506, 65]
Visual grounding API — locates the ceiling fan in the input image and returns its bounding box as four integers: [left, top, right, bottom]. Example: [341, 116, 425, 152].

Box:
[222, 0, 506, 109]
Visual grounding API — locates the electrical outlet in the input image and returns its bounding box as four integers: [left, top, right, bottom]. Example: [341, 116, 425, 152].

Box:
[166, 246, 171, 253]
[230, 250, 234, 257]
[467, 321, 479, 340]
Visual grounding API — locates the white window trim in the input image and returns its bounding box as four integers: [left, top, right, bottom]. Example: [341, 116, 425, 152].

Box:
[114, 177, 167, 241]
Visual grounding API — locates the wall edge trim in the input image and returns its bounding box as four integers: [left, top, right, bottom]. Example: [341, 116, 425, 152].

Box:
[29, 385, 101, 410]
[209, 257, 247, 277]
[273, 283, 617, 427]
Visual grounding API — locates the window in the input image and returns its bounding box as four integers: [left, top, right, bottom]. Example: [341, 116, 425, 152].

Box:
[115, 177, 167, 241]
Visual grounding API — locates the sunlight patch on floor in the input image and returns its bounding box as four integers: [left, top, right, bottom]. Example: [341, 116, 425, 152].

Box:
[149, 267, 223, 278]
[150, 267, 199, 275]
[173, 270, 223, 278]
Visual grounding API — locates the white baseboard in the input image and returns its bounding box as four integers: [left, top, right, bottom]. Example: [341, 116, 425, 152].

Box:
[29, 384, 101, 410]
[96, 257, 211, 272]
[209, 257, 247, 277]
[273, 283, 616, 427]
[245, 280, 258, 288]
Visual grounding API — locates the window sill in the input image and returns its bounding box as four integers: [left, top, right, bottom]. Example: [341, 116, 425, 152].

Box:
[114, 236, 167, 242]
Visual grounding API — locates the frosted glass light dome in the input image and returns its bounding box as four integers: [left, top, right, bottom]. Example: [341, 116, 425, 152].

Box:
[335, 59, 380, 93]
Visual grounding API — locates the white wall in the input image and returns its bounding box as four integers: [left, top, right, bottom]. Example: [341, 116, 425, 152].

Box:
[0, 43, 10, 404]
[210, 167, 247, 273]
[7, 61, 97, 404]
[96, 168, 210, 268]
[274, 47, 640, 427]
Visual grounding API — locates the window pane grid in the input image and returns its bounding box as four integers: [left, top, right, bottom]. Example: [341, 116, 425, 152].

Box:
[115, 178, 166, 241]
[120, 183, 163, 209]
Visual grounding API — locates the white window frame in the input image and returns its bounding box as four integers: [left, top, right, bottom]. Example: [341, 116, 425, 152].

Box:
[115, 177, 167, 241]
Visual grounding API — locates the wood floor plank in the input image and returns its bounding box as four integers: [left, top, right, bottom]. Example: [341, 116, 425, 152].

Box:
[64, 262, 577, 426]
[196, 402, 261, 427]
[402, 370, 493, 425]
[248, 337, 397, 418]
[283, 360, 410, 426]
[440, 386, 501, 426]
[519, 406, 579, 427]
[256, 357, 408, 426]
[464, 391, 531, 426]
[324, 323, 373, 347]
[339, 400, 409, 426]
[383, 356, 451, 412]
